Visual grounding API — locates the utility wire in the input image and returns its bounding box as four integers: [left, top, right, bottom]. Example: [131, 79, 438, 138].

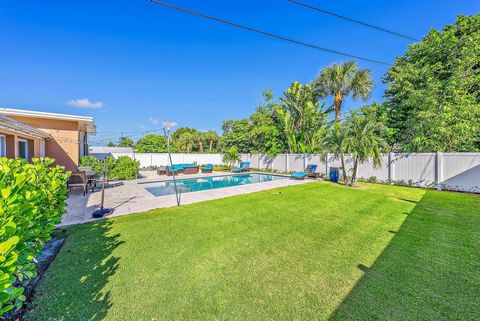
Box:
[289, 1, 479, 61]
[167, 27, 337, 119]
[149, 0, 392, 66]
[287, 0, 419, 42]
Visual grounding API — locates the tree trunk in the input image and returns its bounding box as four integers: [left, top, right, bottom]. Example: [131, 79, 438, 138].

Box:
[209, 140, 213, 151]
[350, 157, 359, 186]
[340, 153, 348, 185]
[199, 141, 204, 152]
[334, 92, 343, 122]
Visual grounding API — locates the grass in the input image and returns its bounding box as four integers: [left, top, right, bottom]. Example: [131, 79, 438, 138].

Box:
[25, 182, 479, 320]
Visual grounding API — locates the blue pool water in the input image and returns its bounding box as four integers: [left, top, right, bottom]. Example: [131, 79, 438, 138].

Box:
[142, 173, 287, 197]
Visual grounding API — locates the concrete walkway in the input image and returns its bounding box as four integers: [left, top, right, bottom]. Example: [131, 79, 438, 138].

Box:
[60, 170, 312, 226]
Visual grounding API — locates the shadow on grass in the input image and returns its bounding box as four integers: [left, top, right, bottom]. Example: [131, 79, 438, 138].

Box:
[330, 190, 480, 320]
[25, 220, 123, 321]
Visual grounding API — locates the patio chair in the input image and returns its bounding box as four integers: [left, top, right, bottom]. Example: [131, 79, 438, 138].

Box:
[232, 162, 250, 173]
[291, 164, 318, 180]
[201, 164, 213, 173]
[68, 171, 88, 195]
[78, 166, 97, 192]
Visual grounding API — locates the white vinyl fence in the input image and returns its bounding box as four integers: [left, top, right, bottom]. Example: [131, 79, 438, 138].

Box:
[97, 152, 480, 193]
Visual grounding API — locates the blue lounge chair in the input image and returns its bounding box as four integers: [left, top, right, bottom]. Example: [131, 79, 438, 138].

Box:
[201, 164, 213, 173]
[291, 164, 318, 180]
[232, 162, 250, 173]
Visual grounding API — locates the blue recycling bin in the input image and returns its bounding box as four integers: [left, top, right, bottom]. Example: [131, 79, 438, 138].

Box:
[329, 167, 339, 183]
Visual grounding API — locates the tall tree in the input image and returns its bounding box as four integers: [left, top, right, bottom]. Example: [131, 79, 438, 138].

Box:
[321, 123, 349, 185]
[221, 90, 286, 155]
[344, 107, 387, 186]
[220, 119, 255, 153]
[312, 61, 373, 122]
[383, 14, 480, 152]
[249, 90, 286, 156]
[134, 134, 167, 153]
[118, 136, 134, 148]
[202, 130, 220, 152]
[276, 82, 328, 153]
[172, 127, 199, 152]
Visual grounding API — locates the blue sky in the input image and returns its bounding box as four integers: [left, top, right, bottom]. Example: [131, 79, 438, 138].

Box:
[1, 0, 478, 145]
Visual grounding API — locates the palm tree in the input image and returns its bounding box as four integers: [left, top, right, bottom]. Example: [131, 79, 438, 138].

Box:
[344, 109, 386, 186]
[276, 82, 328, 153]
[176, 131, 196, 153]
[312, 61, 373, 122]
[223, 146, 241, 167]
[322, 123, 349, 185]
[203, 130, 219, 152]
[197, 134, 205, 152]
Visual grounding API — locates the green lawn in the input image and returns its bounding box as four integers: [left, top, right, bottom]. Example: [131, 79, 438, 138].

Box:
[25, 182, 479, 321]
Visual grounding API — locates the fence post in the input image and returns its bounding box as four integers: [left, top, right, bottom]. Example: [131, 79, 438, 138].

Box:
[326, 153, 330, 177]
[150, 153, 153, 168]
[388, 152, 394, 183]
[285, 154, 289, 172]
[436, 152, 443, 190]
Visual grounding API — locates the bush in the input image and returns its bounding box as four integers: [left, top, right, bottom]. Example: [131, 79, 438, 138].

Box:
[79, 156, 139, 180]
[79, 155, 103, 175]
[109, 156, 140, 180]
[0, 158, 69, 315]
[222, 146, 241, 166]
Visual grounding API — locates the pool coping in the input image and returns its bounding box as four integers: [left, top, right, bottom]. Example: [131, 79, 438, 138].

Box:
[60, 170, 313, 227]
[138, 171, 289, 185]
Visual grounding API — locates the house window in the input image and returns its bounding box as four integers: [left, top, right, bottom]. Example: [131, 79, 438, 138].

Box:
[79, 131, 85, 157]
[40, 139, 45, 158]
[17, 139, 28, 160]
[0, 135, 6, 157]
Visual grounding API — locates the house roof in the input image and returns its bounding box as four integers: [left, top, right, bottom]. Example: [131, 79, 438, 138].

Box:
[0, 114, 51, 139]
[0, 107, 96, 135]
[89, 146, 134, 154]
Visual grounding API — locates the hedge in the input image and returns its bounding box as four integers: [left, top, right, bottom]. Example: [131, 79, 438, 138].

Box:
[0, 158, 69, 315]
[80, 155, 139, 180]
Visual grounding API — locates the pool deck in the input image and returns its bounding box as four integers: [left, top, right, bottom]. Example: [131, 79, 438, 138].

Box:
[60, 170, 314, 226]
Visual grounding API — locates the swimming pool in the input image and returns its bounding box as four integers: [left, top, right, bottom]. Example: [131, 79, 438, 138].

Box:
[141, 173, 287, 197]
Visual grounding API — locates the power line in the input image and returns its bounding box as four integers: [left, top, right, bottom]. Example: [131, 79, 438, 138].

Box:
[288, 0, 419, 42]
[148, 0, 392, 66]
[167, 28, 338, 119]
[79, 127, 166, 145]
[289, 1, 479, 62]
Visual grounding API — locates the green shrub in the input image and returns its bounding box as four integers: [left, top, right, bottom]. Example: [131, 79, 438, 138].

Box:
[109, 156, 140, 180]
[79, 156, 139, 180]
[222, 146, 241, 166]
[79, 155, 103, 175]
[0, 158, 69, 315]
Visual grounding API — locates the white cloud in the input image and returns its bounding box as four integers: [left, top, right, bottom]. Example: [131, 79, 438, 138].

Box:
[138, 124, 145, 129]
[149, 117, 159, 125]
[162, 121, 177, 129]
[67, 98, 103, 109]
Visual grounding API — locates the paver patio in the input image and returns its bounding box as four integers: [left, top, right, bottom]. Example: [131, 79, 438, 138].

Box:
[61, 170, 310, 226]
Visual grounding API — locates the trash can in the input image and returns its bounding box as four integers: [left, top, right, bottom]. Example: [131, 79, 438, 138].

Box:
[329, 167, 339, 183]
